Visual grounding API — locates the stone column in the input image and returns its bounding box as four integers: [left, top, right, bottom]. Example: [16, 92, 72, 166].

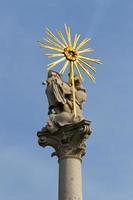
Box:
[59, 157, 82, 200]
[37, 119, 91, 200]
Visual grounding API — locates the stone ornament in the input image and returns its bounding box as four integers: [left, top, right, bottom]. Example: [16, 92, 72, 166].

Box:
[37, 119, 91, 160]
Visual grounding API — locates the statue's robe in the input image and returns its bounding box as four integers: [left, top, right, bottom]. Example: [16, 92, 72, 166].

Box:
[45, 75, 71, 112]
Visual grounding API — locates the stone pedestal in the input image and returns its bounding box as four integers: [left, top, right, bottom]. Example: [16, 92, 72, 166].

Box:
[37, 119, 91, 200]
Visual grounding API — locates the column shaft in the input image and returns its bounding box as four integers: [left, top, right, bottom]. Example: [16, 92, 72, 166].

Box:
[59, 157, 83, 200]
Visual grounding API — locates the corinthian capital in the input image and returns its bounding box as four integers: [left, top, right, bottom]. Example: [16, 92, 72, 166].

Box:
[37, 119, 92, 160]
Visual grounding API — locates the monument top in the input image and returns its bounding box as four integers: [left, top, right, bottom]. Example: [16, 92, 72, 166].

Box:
[39, 24, 102, 116]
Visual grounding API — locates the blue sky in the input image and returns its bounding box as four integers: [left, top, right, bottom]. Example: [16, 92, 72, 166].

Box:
[0, 0, 133, 199]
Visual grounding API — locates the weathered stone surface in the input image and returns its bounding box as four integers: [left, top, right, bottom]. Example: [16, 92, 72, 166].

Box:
[43, 70, 87, 133]
[37, 119, 91, 160]
[59, 158, 83, 200]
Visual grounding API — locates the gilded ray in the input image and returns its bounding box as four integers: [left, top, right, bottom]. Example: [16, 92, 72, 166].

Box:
[68, 26, 72, 46]
[48, 57, 65, 70]
[65, 24, 72, 46]
[56, 30, 68, 46]
[46, 53, 64, 58]
[78, 48, 94, 54]
[46, 28, 65, 48]
[76, 38, 91, 50]
[79, 55, 102, 64]
[78, 58, 96, 72]
[44, 38, 64, 49]
[59, 60, 69, 74]
[74, 62, 84, 81]
[73, 34, 80, 49]
[77, 61, 95, 82]
[39, 42, 63, 52]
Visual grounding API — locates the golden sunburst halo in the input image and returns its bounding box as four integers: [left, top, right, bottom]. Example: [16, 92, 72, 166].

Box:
[39, 24, 102, 116]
